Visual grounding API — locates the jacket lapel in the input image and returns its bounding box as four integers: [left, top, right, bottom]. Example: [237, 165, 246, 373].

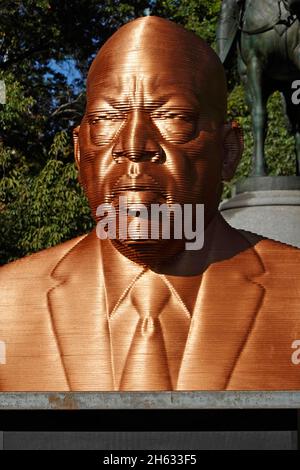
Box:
[227, 240, 300, 390]
[100, 238, 145, 390]
[177, 244, 266, 390]
[48, 230, 114, 390]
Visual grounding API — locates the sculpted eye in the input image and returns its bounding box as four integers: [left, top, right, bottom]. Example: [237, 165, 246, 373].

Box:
[150, 108, 198, 144]
[151, 111, 195, 122]
[170, 113, 191, 121]
[90, 112, 125, 124]
[88, 110, 126, 146]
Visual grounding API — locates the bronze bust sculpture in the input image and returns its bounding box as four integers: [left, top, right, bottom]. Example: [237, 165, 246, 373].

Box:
[1, 16, 300, 391]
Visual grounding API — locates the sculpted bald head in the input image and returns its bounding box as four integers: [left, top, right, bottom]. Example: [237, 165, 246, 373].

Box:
[87, 16, 227, 125]
[75, 16, 243, 266]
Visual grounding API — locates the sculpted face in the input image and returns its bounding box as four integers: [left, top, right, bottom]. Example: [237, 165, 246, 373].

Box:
[74, 17, 243, 266]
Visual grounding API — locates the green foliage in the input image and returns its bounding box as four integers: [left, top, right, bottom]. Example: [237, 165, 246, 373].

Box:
[0, 72, 35, 131]
[0, 0, 297, 263]
[0, 146, 93, 264]
[155, 0, 222, 44]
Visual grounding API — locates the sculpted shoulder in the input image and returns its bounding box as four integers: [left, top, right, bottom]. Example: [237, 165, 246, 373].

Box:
[250, 234, 300, 256]
[239, 229, 300, 274]
[0, 234, 88, 281]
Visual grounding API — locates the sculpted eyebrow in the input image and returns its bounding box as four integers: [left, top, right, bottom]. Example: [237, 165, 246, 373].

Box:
[87, 102, 199, 116]
[86, 107, 125, 119]
[86, 92, 200, 117]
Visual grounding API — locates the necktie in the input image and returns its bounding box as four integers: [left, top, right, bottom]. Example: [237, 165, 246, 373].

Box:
[119, 269, 173, 391]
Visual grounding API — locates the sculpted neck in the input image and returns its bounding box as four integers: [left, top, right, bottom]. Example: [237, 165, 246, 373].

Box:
[110, 212, 252, 276]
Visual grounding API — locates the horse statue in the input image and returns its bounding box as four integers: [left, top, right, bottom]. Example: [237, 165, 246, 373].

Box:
[217, 0, 300, 176]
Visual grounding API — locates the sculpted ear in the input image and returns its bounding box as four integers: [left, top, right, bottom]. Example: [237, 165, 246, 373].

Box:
[221, 121, 244, 181]
[73, 126, 81, 182]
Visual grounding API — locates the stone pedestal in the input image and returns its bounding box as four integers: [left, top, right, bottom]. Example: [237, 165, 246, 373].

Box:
[220, 176, 300, 248]
[0, 392, 299, 450]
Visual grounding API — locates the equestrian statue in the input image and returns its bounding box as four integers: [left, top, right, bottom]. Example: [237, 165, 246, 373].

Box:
[217, 0, 300, 176]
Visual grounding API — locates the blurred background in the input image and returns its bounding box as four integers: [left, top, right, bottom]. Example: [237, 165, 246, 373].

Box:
[0, 0, 297, 264]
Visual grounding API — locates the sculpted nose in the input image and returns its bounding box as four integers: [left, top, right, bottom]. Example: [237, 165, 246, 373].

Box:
[112, 110, 165, 163]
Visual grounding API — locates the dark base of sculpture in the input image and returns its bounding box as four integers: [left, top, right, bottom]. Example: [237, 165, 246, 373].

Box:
[0, 401, 298, 450]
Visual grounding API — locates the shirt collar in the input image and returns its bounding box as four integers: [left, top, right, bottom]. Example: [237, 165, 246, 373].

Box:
[99, 237, 202, 318]
[99, 212, 251, 318]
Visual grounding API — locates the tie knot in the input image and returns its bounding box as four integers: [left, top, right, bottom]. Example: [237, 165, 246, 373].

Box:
[130, 270, 171, 321]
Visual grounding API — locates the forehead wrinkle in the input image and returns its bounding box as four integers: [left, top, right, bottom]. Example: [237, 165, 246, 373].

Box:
[87, 17, 227, 122]
[87, 92, 201, 114]
[87, 70, 223, 121]
[87, 42, 206, 93]
[88, 46, 217, 99]
[88, 73, 200, 104]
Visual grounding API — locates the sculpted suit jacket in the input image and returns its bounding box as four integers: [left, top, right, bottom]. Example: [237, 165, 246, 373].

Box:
[1, 217, 300, 391]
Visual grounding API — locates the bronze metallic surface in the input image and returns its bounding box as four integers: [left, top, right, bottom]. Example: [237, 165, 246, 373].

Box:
[1, 17, 300, 391]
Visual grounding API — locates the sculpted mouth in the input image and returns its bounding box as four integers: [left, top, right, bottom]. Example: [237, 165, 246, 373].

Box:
[111, 174, 166, 200]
